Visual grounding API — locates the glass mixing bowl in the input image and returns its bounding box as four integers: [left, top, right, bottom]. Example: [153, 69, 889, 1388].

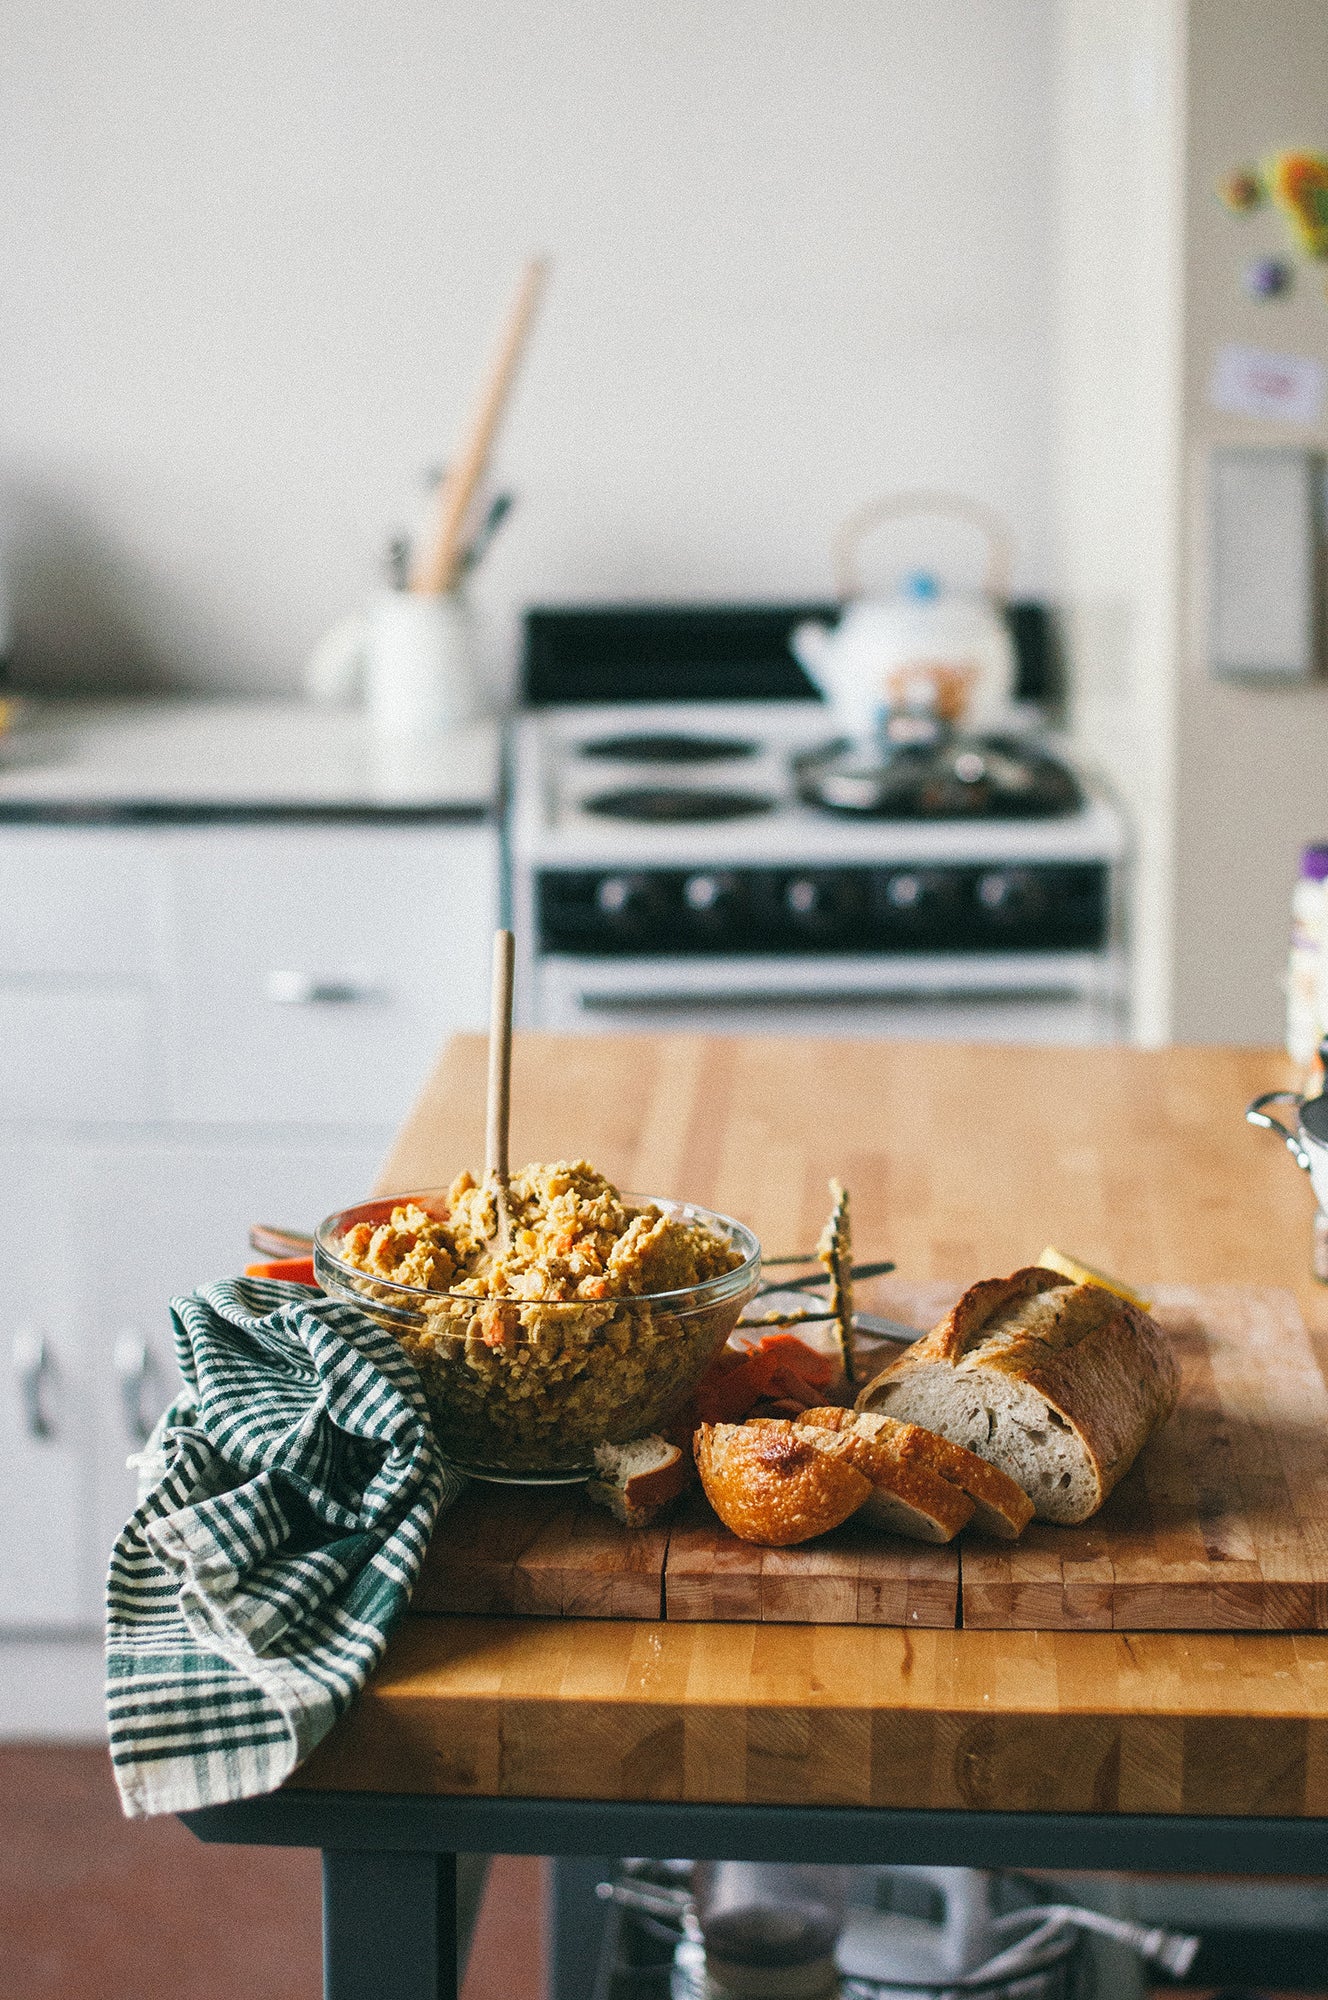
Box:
[314, 1191, 761, 1481]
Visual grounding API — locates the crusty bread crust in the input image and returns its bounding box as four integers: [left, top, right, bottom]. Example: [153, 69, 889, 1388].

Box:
[621, 1446, 688, 1510]
[800, 1406, 1030, 1540]
[855, 1269, 1179, 1524]
[588, 1436, 690, 1527]
[926, 1267, 1068, 1361]
[798, 1419, 974, 1542]
[874, 1420, 1033, 1540]
[694, 1421, 870, 1545]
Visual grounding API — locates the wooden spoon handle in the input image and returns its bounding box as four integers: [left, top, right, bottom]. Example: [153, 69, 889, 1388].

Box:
[485, 929, 515, 1190]
[413, 259, 547, 595]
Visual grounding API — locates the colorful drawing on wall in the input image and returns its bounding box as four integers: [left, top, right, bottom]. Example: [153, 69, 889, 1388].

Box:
[1269, 151, 1328, 259]
[1218, 167, 1264, 213]
[1216, 151, 1328, 303]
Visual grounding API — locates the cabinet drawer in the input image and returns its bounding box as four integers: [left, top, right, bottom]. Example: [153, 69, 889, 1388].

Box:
[166, 825, 497, 1126]
[0, 829, 167, 979]
[0, 1142, 97, 1633]
[0, 1326, 95, 1630]
[0, 988, 159, 1120]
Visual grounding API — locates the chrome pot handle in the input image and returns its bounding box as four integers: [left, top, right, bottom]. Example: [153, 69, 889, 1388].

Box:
[1246, 1090, 1313, 1171]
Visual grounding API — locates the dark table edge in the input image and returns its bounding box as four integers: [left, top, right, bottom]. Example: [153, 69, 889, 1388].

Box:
[182, 1791, 1328, 1873]
[0, 801, 491, 825]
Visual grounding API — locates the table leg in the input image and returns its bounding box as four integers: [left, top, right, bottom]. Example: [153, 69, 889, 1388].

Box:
[323, 1849, 458, 2000]
[549, 1855, 614, 2000]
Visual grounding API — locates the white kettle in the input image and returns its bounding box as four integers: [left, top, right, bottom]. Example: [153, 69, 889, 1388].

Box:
[792, 493, 1017, 740]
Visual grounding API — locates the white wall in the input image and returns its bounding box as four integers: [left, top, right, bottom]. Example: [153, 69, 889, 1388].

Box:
[1170, 0, 1328, 1043]
[0, 0, 1056, 696]
[1056, 0, 1328, 1048]
[1052, 0, 1187, 1045]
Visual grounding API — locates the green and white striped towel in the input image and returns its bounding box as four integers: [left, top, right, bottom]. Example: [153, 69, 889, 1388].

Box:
[106, 1276, 462, 1819]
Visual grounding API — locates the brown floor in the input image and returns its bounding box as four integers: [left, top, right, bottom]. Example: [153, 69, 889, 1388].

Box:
[0, 1747, 544, 2000]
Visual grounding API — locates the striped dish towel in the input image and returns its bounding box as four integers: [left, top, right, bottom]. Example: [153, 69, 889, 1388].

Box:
[106, 1276, 463, 1819]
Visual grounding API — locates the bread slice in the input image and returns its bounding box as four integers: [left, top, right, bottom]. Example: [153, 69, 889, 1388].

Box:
[587, 1435, 690, 1527]
[694, 1420, 871, 1545]
[800, 1407, 1033, 1541]
[794, 1411, 975, 1543]
[855, 1268, 1179, 1525]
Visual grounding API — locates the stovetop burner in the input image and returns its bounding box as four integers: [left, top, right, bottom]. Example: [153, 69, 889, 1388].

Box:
[582, 786, 776, 824]
[578, 731, 759, 763]
[794, 735, 1082, 820]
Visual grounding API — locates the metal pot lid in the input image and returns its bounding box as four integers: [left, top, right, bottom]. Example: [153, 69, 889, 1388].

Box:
[792, 734, 1083, 821]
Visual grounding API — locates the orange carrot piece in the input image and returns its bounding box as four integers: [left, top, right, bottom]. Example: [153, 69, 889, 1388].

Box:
[244, 1256, 316, 1285]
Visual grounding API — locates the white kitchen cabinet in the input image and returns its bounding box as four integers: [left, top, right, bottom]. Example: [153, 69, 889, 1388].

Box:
[0, 827, 170, 1121]
[164, 824, 496, 1126]
[0, 828, 169, 980]
[74, 1132, 391, 1594]
[0, 1140, 97, 1631]
[0, 806, 497, 1655]
[0, 989, 163, 1121]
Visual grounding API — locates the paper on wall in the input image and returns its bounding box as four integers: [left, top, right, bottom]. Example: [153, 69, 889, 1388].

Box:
[1209, 343, 1326, 425]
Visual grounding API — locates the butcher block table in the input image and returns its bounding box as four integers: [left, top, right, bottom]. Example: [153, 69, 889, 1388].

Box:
[185, 1034, 1328, 1999]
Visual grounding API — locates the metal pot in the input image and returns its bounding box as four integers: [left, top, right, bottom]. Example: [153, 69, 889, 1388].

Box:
[1246, 1074, 1328, 1213]
[1246, 1057, 1328, 1283]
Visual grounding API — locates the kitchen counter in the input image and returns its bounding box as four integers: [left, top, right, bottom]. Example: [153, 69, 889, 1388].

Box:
[270, 1031, 1328, 1819]
[0, 697, 500, 820]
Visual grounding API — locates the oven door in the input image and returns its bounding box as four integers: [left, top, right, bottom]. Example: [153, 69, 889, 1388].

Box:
[532, 951, 1126, 1044]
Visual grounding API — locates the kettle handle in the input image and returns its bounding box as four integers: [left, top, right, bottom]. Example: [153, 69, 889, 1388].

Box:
[1246, 1089, 1313, 1171]
[832, 491, 1015, 601]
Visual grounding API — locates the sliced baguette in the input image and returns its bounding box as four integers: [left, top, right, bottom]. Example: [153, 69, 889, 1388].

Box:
[855, 1268, 1179, 1525]
[800, 1406, 1033, 1541]
[587, 1435, 690, 1527]
[694, 1420, 870, 1545]
[795, 1416, 974, 1543]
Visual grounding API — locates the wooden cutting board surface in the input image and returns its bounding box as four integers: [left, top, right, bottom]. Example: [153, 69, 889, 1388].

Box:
[961, 1284, 1328, 1631]
[415, 1483, 668, 1622]
[413, 1283, 1328, 1633]
[663, 1489, 957, 1627]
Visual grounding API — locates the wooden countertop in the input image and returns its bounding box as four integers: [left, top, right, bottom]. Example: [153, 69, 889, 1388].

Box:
[294, 1034, 1328, 1817]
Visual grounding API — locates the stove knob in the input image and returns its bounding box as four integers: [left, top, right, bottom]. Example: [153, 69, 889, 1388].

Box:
[592, 873, 667, 939]
[682, 872, 747, 942]
[876, 868, 962, 935]
[782, 871, 865, 939]
[975, 869, 1046, 925]
[683, 873, 730, 914]
[596, 875, 637, 916]
[885, 872, 924, 910]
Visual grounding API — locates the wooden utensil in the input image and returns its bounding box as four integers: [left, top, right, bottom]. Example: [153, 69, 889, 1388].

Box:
[248, 1223, 315, 1258]
[484, 928, 516, 1252]
[412, 259, 547, 596]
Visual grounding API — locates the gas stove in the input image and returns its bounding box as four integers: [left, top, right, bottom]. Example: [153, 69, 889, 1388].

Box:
[511, 696, 1127, 1039]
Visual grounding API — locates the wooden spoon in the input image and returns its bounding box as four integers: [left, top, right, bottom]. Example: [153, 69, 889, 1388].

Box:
[485, 928, 516, 1253]
[412, 259, 548, 595]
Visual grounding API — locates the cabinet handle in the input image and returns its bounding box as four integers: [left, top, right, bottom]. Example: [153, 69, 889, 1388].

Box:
[265, 971, 383, 1006]
[113, 1335, 158, 1446]
[13, 1329, 53, 1440]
